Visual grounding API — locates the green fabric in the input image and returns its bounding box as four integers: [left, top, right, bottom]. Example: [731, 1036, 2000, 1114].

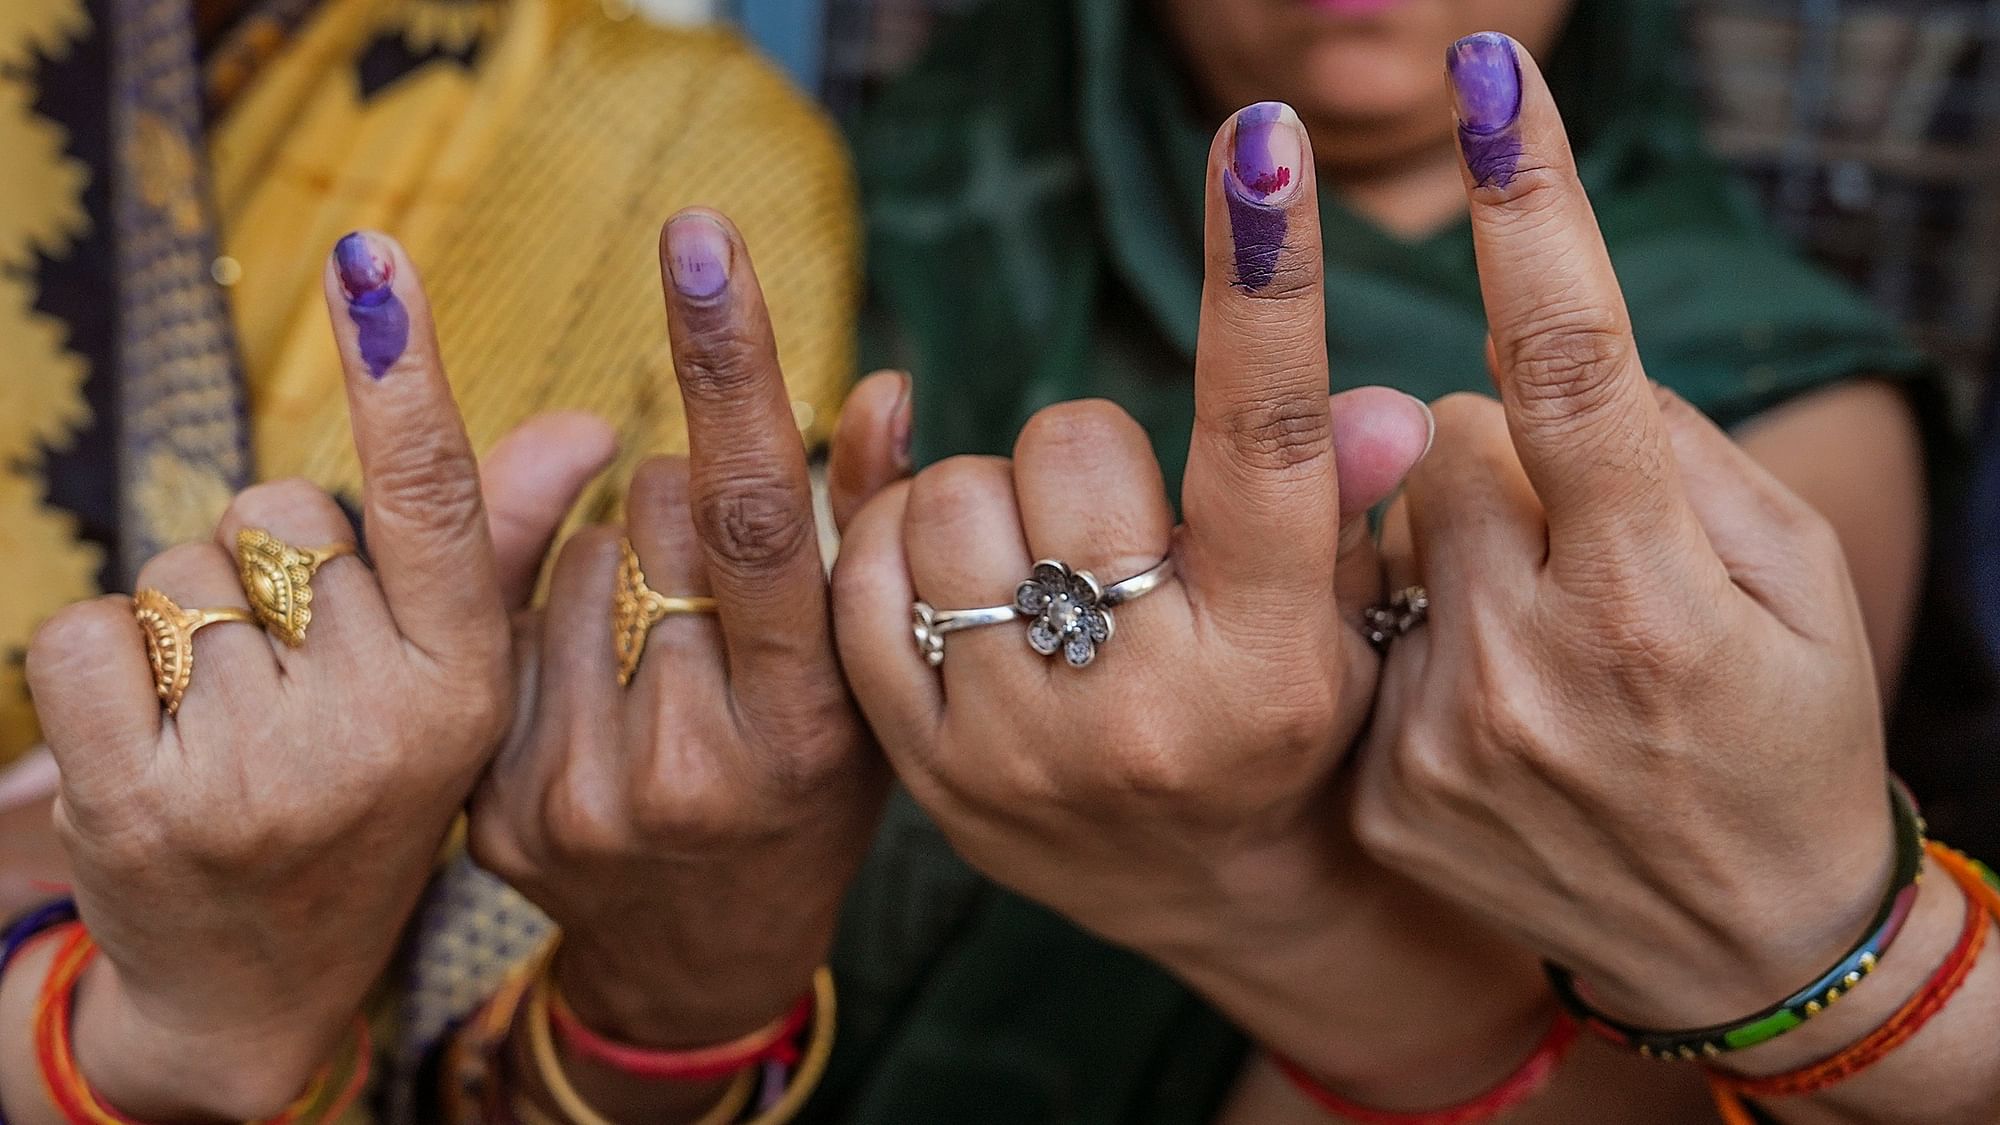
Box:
[825, 0, 1935, 1119]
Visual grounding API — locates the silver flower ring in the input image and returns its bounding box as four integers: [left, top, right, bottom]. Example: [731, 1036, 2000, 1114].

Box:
[911, 555, 1174, 670]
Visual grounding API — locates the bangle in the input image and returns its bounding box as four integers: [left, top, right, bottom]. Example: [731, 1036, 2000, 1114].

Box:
[544, 967, 813, 1081]
[524, 968, 756, 1112]
[0, 899, 77, 977]
[32, 924, 365, 1125]
[1273, 1010, 1577, 1125]
[1709, 841, 1999, 1102]
[1549, 779, 1926, 1059]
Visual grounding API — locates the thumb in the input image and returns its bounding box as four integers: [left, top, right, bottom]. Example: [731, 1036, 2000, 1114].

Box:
[1331, 387, 1434, 612]
[828, 370, 913, 535]
[480, 411, 619, 610]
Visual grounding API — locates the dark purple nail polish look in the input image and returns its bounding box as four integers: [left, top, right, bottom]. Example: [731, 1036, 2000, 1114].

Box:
[1447, 33, 1523, 188]
[334, 232, 409, 379]
[1223, 101, 1304, 291]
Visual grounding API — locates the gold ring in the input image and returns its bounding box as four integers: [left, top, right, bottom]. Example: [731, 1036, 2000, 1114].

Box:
[613, 537, 718, 686]
[132, 589, 258, 716]
[235, 528, 358, 646]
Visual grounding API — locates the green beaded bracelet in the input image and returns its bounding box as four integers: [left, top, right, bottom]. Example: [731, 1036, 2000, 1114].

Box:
[1546, 780, 1927, 1059]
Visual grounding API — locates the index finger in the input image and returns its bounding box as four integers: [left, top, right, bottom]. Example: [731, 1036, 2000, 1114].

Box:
[323, 231, 506, 662]
[1448, 34, 1699, 560]
[1181, 102, 1340, 605]
[658, 210, 831, 691]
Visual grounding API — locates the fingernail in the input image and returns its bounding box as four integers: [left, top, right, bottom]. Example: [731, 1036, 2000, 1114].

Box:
[1224, 102, 1304, 291]
[1410, 394, 1436, 461]
[333, 231, 409, 379]
[665, 214, 731, 301]
[1446, 33, 1523, 187]
[1228, 101, 1304, 206]
[891, 373, 914, 472]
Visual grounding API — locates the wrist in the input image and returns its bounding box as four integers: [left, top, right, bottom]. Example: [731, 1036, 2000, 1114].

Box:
[71, 958, 334, 1121]
[1156, 837, 1555, 1107]
[551, 931, 820, 1050]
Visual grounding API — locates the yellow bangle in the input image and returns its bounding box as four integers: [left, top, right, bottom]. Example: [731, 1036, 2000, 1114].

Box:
[525, 975, 757, 1125]
[740, 966, 836, 1125]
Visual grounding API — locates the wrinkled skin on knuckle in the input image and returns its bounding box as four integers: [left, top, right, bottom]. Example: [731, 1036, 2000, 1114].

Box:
[1017, 398, 1138, 461]
[693, 470, 813, 579]
[676, 325, 769, 402]
[27, 601, 128, 696]
[1209, 394, 1332, 475]
[1494, 304, 1637, 421]
[366, 433, 487, 541]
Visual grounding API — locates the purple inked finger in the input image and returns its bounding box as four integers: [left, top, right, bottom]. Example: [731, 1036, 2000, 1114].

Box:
[335, 232, 410, 378]
[1223, 101, 1304, 290]
[1447, 32, 1524, 188]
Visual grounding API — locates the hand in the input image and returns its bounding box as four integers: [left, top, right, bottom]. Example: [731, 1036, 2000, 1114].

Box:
[832, 102, 1434, 1065]
[1352, 34, 1892, 1032]
[19, 233, 612, 1118]
[466, 211, 907, 1114]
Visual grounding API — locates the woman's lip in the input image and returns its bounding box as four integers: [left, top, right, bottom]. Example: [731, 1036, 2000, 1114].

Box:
[1304, 0, 1407, 16]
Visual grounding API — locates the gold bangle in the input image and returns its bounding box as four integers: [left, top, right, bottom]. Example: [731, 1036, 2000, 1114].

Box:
[739, 966, 837, 1125]
[525, 973, 756, 1125]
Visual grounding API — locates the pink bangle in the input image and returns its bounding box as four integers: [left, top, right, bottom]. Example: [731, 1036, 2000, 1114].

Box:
[1275, 1010, 1578, 1125]
[542, 971, 814, 1082]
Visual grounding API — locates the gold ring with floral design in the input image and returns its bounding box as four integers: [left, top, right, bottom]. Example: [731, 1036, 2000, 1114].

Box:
[613, 538, 718, 686]
[132, 589, 258, 716]
[235, 528, 358, 646]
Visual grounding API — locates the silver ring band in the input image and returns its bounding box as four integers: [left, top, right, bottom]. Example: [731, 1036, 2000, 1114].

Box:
[913, 601, 1017, 667]
[1098, 556, 1173, 607]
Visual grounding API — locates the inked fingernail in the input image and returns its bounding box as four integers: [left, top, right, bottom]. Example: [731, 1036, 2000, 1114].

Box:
[1224, 101, 1304, 290]
[333, 231, 409, 379]
[1446, 33, 1523, 188]
[665, 215, 732, 301]
[892, 373, 914, 471]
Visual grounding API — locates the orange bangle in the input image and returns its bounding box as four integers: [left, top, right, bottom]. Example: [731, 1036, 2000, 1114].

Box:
[32, 924, 367, 1125]
[1708, 841, 1998, 1110]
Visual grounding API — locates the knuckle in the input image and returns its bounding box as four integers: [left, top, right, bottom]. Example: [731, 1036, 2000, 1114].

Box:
[1212, 394, 1331, 473]
[1016, 399, 1139, 462]
[368, 431, 484, 531]
[627, 783, 747, 849]
[541, 776, 630, 867]
[1232, 255, 1319, 302]
[227, 478, 333, 527]
[675, 324, 770, 401]
[907, 456, 1009, 530]
[28, 601, 131, 684]
[1497, 307, 1636, 420]
[693, 469, 813, 577]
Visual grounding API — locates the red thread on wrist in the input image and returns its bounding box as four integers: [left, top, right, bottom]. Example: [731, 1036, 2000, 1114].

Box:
[545, 979, 814, 1082]
[1711, 841, 1997, 1103]
[1274, 1010, 1577, 1125]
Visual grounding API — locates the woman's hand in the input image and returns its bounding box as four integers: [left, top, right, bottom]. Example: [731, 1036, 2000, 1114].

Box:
[832, 102, 1441, 1083]
[1353, 34, 1899, 1041]
[15, 233, 608, 1119]
[466, 211, 908, 1121]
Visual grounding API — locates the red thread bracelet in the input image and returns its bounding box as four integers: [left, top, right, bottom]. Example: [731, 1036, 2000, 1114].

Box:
[1275, 1010, 1578, 1125]
[1711, 841, 1997, 1103]
[544, 976, 813, 1082]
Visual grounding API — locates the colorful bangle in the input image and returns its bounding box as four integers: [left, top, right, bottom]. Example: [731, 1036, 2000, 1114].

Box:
[0, 899, 77, 977]
[528, 965, 754, 1125]
[32, 923, 366, 1125]
[544, 968, 813, 1081]
[1273, 1010, 1577, 1125]
[1709, 841, 1998, 1103]
[1548, 779, 1926, 1059]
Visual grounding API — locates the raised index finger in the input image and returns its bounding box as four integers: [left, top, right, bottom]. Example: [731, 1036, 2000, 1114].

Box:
[658, 210, 832, 694]
[1181, 102, 1340, 605]
[1448, 34, 1699, 560]
[323, 231, 506, 662]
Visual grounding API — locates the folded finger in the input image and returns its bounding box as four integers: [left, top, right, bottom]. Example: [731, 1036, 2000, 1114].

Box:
[828, 370, 913, 536]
